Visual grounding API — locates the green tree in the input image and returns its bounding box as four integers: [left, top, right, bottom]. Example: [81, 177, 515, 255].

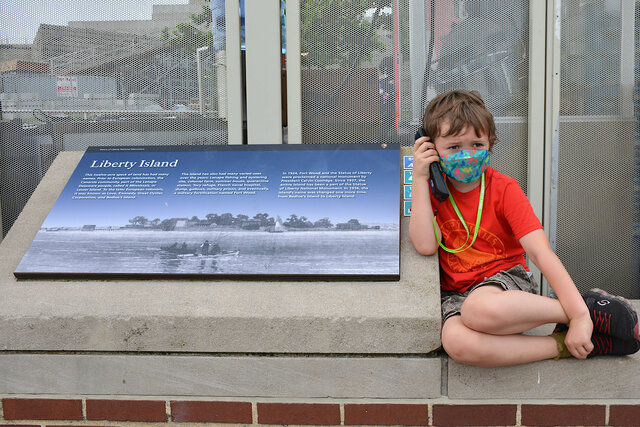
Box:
[161, 1, 391, 67]
[300, 0, 391, 68]
[160, 5, 213, 53]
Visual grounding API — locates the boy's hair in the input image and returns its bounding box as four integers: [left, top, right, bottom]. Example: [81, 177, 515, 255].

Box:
[422, 90, 497, 149]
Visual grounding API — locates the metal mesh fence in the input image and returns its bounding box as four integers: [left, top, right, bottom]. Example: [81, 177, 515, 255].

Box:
[555, 0, 639, 297]
[1, 0, 227, 236]
[6, 1, 636, 299]
[299, 0, 530, 189]
[636, 0, 640, 299]
[2, 0, 532, 237]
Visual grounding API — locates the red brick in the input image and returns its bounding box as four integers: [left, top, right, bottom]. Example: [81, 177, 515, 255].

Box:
[86, 399, 166, 422]
[344, 403, 428, 426]
[521, 404, 605, 426]
[257, 403, 340, 425]
[433, 404, 516, 426]
[609, 405, 640, 426]
[171, 401, 252, 423]
[2, 398, 83, 421]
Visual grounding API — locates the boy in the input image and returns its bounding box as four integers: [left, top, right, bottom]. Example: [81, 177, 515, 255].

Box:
[409, 90, 639, 367]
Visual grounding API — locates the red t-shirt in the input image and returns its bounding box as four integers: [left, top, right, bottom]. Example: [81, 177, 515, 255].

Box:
[430, 167, 542, 293]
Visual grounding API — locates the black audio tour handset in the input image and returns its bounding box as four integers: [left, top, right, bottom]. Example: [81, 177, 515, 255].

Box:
[415, 127, 449, 201]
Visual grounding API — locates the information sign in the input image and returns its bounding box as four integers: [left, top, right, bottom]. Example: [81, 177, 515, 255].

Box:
[15, 144, 400, 280]
[56, 76, 78, 97]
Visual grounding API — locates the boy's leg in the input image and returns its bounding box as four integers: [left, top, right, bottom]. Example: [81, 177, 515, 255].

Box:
[441, 315, 560, 367]
[460, 285, 569, 335]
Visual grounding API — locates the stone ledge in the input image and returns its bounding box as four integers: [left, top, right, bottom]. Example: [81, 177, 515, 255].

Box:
[0, 149, 441, 354]
[0, 354, 442, 398]
[448, 317, 640, 399]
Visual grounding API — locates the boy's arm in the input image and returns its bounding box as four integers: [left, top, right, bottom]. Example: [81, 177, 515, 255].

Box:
[409, 138, 440, 255]
[520, 229, 594, 359]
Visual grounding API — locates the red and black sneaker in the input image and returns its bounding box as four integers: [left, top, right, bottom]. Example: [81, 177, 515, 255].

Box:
[553, 323, 568, 334]
[584, 288, 639, 343]
[589, 333, 640, 357]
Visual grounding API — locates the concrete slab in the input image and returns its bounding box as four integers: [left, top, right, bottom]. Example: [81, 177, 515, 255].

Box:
[448, 351, 640, 400]
[449, 306, 640, 400]
[0, 354, 442, 398]
[0, 148, 441, 354]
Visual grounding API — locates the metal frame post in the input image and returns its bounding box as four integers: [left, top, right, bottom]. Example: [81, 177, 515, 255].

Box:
[245, 0, 283, 144]
[527, 0, 548, 287]
[285, 0, 302, 144]
[225, 0, 244, 144]
[196, 46, 209, 115]
[541, 0, 563, 296]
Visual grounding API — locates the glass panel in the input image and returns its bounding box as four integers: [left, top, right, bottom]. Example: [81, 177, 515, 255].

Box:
[556, 0, 639, 297]
[1, 0, 228, 236]
[299, 0, 530, 190]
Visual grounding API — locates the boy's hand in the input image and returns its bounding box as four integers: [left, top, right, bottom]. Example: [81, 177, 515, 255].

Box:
[565, 313, 594, 359]
[413, 136, 440, 180]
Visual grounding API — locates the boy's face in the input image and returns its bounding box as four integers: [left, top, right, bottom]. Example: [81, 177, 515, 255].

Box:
[434, 120, 490, 157]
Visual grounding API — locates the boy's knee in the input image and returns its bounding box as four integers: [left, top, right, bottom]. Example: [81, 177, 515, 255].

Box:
[442, 322, 483, 365]
[460, 309, 497, 332]
[460, 295, 502, 332]
[460, 304, 497, 332]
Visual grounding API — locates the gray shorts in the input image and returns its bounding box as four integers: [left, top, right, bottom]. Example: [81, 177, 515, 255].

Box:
[441, 264, 539, 324]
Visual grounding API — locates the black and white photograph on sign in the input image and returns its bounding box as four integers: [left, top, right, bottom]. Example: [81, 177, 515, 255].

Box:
[15, 144, 400, 280]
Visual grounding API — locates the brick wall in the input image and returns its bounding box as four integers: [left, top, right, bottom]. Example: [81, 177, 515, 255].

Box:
[2, 397, 640, 426]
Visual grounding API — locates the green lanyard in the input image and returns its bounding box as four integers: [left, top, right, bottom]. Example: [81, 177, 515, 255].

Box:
[433, 173, 485, 253]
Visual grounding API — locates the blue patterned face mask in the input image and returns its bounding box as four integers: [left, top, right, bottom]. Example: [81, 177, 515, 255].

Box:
[439, 149, 490, 183]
